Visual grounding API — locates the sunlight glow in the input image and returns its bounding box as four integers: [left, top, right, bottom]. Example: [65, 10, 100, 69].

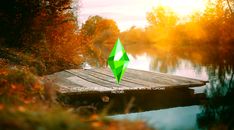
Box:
[80, 0, 208, 31]
[153, 0, 207, 16]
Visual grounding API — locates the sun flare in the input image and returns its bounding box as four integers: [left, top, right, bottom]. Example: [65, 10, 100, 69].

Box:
[153, 0, 207, 16]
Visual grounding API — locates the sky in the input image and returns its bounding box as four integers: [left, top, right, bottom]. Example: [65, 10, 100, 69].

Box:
[78, 0, 206, 31]
[79, 0, 154, 31]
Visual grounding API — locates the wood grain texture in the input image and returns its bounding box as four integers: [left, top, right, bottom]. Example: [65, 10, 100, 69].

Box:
[44, 68, 208, 95]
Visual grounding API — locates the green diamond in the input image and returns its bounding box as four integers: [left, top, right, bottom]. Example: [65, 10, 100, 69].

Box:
[108, 38, 130, 84]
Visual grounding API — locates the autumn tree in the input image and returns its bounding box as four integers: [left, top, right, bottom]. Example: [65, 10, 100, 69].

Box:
[147, 6, 178, 28]
[145, 6, 179, 51]
[0, 0, 75, 47]
[0, 0, 84, 74]
[197, 0, 234, 53]
[30, 1, 83, 74]
[80, 15, 120, 66]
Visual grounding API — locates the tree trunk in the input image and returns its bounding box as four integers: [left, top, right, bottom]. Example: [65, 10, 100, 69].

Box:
[226, 0, 233, 15]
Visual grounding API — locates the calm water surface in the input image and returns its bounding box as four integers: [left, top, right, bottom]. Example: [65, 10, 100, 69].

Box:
[108, 51, 234, 130]
[109, 54, 207, 130]
[86, 43, 234, 129]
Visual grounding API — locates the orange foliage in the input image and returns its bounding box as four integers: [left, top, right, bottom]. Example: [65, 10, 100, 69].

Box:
[0, 68, 44, 106]
[80, 16, 120, 66]
[24, 11, 84, 73]
[44, 13, 82, 64]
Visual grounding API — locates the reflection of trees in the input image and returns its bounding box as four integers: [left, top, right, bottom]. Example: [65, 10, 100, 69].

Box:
[80, 15, 120, 67]
[150, 54, 180, 73]
[119, 0, 234, 74]
[82, 3, 234, 128]
[197, 66, 234, 129]
[119, 3, 234, 128]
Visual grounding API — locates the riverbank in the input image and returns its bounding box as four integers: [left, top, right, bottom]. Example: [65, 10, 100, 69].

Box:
[0, 48, 152, 130]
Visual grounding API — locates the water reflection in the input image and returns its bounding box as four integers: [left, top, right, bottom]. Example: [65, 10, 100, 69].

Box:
[197, 69, 234, 129]
[86, 40, 234, 129]
[128, 54, 208, 81]
[111, 105, 201, 130]
[128, 54, 151, 71]
[121, 44, 234, 129]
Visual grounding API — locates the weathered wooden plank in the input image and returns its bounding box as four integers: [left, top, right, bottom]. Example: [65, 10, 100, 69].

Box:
[87, 69, 169, 88]
[66, 69, 130, 90]
[92, 68, 183, 86]
[66, 69, 149, 90]
[45, 71, 86, 93]
[127, 69, 207, 84]
[91, 68, 206, 87]
[45, 68, 207, 95]
[126, 69, 207, 86]
[46, 71, 112, 93]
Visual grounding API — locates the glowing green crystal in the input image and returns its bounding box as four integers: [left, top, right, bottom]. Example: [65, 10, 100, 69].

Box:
[108, 38, 130, 84]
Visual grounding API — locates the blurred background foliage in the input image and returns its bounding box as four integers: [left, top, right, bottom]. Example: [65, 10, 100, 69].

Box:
[0, 1, 149, 129]
[0, 0, 234, 129]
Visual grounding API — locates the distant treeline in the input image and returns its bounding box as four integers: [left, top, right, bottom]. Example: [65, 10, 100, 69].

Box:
[0, 0, 233, 74]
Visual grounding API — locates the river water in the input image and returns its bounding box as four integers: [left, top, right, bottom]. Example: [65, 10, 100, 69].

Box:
[85, 42, 234, 129]
[107, 50, 234, 130]
[109, 54, 207, 130]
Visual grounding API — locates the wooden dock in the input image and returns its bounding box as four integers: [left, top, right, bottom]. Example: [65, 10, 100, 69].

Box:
[45, 68, 208, 95]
